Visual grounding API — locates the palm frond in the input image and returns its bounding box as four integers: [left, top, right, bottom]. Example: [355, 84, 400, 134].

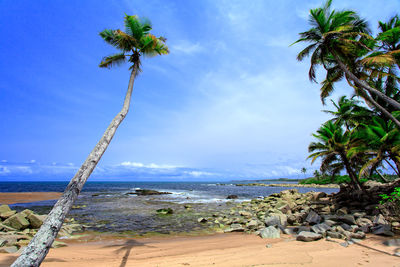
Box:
[99, 53, 126, 69]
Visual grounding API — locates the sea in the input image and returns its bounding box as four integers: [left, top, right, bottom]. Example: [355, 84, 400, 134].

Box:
[0, 181, 339, 235]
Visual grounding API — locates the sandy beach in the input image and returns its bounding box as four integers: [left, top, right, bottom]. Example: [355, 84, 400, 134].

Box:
[0, 233, 398, 267]
[0, 192, 62, 205]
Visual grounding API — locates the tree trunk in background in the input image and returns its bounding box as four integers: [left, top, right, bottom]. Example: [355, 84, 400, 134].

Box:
[332, 52, 400, 111]
[357, 88, 400, 130]
[12, 67, 138, 267]
[341, 153, 362, 191]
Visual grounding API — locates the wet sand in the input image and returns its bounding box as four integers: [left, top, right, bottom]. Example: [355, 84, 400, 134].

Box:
[0, 192, 62, 205]
[0, 233, 399, 267]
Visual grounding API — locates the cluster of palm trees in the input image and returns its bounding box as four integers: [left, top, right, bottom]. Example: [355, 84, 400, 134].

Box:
[294, 0, 400, 191]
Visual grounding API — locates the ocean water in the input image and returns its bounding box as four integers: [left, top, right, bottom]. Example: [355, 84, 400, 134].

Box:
[1, 181, 339, 234]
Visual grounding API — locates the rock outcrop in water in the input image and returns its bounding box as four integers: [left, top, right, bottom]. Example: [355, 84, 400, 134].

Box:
[126, 189, 172, 196]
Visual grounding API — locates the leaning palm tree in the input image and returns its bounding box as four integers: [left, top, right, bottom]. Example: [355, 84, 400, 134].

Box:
[12, 15, 169, 267]
[293, 0, 400, 114]
[308, 121, 362, 190]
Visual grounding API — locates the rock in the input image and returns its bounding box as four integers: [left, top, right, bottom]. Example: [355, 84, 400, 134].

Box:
[0, 246, 18, 253]
[324, 220, 337, 227]
[326, 231, 343, 239]
[259, 226, 280, 239]
[338, 215, 356, 225]
[133, 189, 172, 196]
[296, 231, 322, 242]
[0, 239, 7, 247]
[246, 220, 259, 229]
[340, 223, 352, 231]
[336, 207, 348, 215]
[224, 223, 244, 232]
[275, 201, 291, 214]
[353, 212, 366, 218]
[156, 208, 173, 215]
[319, 206, 331, 213]
[305, 211, 321, 225]
[283, 227, 296, 235]
[184, 205, 192, 209]
[227, 195, 238, 199]
[372, 225, 394, 236]
[197, 217, 207, 223]
[383, 239, 400, 247]
[16, 239, 30, 247]
[311, 223, 331, 235]
[351, 231, 366, 239]
[3, 214, 30, 230]
[311, 192, 327, 201]
[0, 205, 11, 214]
[27, 213, 44, 229]
[373, 214, 388, 225]
[20, 209, 33, 217]
[265, 214, 287, 227]
[0, 210, 16, 220]
[356, 218, 373, 227]
[265, 243, 272, 248]
[239, 211, 252, 217]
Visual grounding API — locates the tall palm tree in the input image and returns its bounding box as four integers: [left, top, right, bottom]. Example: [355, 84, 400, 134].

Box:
[293, 0, 400, 115]
[12, 15, 169, 267]
[308, 121, 362, 190]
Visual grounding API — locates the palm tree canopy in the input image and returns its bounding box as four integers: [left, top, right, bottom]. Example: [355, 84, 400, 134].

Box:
[99, 15, 169, 72]
[293, 0, 370, 83]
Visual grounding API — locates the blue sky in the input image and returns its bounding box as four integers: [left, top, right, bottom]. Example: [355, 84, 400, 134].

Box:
[1, 0, 399, 181]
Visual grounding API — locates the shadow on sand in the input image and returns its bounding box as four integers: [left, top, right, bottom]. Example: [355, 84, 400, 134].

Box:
[102, 239, 157, 267]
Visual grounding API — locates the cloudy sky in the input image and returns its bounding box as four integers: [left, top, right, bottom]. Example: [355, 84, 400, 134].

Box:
[1, 0, 399, 181]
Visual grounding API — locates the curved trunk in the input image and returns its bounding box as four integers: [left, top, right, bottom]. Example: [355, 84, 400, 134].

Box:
[340, 152, 362, 191]
[384, 158, 400, 177]
[12, 67, 138, 267]
[388, 155, 400, 177]
[332, 52, 400, 111]
[357, 88, 400, 130]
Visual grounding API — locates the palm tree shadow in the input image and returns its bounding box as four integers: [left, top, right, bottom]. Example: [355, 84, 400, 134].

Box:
[351, 239, 400, 258]
[102, 239, 156, 267]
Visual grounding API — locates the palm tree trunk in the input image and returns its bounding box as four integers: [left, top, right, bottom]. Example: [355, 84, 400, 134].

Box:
[340, 153, 362, 191]
[332, 52, 400, 110]
[12, 67, 138, 267]
[357, 88, 400, 130]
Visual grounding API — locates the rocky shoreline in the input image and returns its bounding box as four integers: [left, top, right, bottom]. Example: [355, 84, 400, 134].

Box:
[234, 183, 340, 188]
[198, 180, 400, 249]
[0, 205, 83, 254]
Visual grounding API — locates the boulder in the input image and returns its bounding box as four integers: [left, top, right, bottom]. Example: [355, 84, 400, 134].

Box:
[350, 231, 366, 239]
[0, 205, 11, 214]
[259, 226, 280, 239]
[0, 223, 16, 232]
[0, 210, 16, 220]
[246, 220, 259, 229]
[326, 231, 343, 239]
[338, 215, 356, 225]
[305, 211, 321, 225]
[3, 214, 30, 230]
[356, 217, 372, 227]
[20, 209, 33, 217]
[0, 239, 7, 247]
[227, 195, 238, 199]
[265, 214, 287, 227]
[296, 231, 322, 242]
[52, 241, 68, 248]
[372, 225, 394, 236]
[311, 223, 331, 235]
[311, 192, 327, 201]
[336, 207, 348, 215]
[27, 213, 44, 229]
[133, 189, 172, 196]
[373, 214, 388, 225]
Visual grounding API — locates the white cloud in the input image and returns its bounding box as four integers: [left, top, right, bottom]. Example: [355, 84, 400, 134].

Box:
[184, 171, 214, 177]
[119, 161, 178, 169]
[0, 166, 10, 175]
[172, 41, 203, 55]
